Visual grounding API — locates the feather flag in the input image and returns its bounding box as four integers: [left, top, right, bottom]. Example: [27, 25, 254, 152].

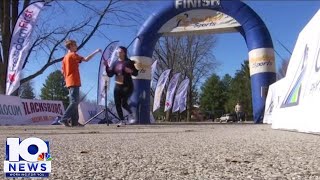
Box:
[172, 78, 189, 113]
[97, 41, 119, 105]
[150, 60, 158, 88]
[164, 73, 181, 112]
[6, 1, 46, 95]
[153, 69, 171, 112]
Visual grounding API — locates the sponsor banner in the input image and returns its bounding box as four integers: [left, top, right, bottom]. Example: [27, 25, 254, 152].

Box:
[131, 56, 154, 80]
[6, 2, 45, 95]
[0, 95, 65, 125]
[21, 99, 65, 125]
[0, 95, 24, 125]
[158, 9, 240, 35]
[270, 10, 320, 133]
[153, 69, 171, 112]
[248, 48, 276, 75]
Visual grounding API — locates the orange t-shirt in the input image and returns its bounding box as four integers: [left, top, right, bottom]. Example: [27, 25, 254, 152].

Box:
[62, 52, 84, 87]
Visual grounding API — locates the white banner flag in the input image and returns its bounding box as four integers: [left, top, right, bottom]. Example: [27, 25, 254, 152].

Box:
[153, 69, 171, 112]
[6, 2, 46, 95]
[164, 73, 181, 112]
[172, 78, 189, 113]
[97, 41, 119, 105]
[178, 79, 190, 113]
[150, 60, 158, 88]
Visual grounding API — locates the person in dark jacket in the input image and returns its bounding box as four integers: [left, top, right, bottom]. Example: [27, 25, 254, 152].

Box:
[105, 46, 138, 126]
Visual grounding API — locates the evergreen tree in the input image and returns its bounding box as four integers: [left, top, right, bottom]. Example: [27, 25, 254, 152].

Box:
[19, 81, 36, 99]
[40, 70, 69, 108]
[200, 73, 227, 117]
[199, 61, 252, 120]
[226, 60, 252, 118]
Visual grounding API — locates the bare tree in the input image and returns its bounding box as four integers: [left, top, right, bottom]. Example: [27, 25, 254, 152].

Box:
[153, 34, 219, 122]
[0, 0, 144, 94]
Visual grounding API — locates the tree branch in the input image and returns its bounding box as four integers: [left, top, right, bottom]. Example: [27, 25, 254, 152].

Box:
[22, 31, 56, 69]
[21, 2, 113, 85]
[77, 1, 112, 50]
[21, 57, 63, 84]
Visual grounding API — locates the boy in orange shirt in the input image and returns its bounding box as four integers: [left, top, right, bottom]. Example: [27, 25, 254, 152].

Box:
[59, 40, 101, 127]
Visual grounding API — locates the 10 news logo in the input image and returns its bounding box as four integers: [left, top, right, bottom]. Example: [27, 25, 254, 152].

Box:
[4, 137, 51, 178]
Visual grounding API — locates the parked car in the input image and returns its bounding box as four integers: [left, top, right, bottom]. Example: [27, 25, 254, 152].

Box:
[219, 113, 236, 123]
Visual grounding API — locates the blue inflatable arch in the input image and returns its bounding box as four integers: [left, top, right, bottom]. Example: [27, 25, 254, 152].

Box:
[130, 0, 276, 124]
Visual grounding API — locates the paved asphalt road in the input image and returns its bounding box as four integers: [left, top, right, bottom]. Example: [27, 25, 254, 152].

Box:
[0, 123, 320, 180]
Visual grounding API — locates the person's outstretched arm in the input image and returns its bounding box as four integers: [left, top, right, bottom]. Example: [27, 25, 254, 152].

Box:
[82, 49, 102, 62]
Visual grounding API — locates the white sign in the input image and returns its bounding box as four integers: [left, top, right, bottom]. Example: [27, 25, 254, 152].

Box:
[0, 95, 24, 125]
[267, 9, 320, 133]
[158, 9, 240, 35]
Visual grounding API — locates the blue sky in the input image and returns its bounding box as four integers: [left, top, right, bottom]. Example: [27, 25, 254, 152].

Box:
[24, 1, 320, 102]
